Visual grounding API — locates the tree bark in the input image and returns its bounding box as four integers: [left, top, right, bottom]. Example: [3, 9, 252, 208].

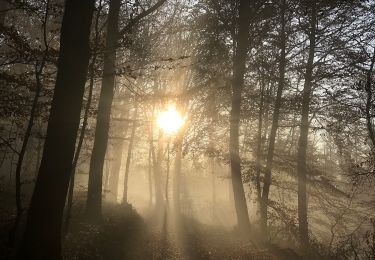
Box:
[296, 0, 317, 253]
[17, 0, 94, 258]
[229, 0, 251, 234]
[64, 0, 102, 232]
[86, 0, 121, 220]
[103, 151, 112, 197]
[365, 48, 375, 149]
[0, 0, 8, 26]
[260, 0, 287, 236]
[34, 122, 42, 176]
[64, 39, 99, 235]
[255, 72, 266, 203]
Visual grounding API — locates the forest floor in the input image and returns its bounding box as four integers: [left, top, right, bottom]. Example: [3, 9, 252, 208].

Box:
[0, 195, 302, 260]
[63, 202, 301, 260]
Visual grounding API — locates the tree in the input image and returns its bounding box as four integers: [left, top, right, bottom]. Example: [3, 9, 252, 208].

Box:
[17, 0, 95, 258]
[296, 0, 317, 252]
[64, 0, 103, 233]
[260, 0, 287, 237]
[155, 128, 165, 207]
[86, 0, 167, 220]
[229, 0, 252, 234]
[365, 48, 375, 149]
[173, 118, 187, 217]
[86, 0, 121, 220]
[9, 0, 51, 245]
[122, 100, 138, 205]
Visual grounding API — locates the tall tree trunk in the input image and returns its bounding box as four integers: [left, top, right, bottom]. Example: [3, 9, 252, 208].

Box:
[108, 137, 124, 201]
[64, 52, 97, 234]
[173, 128, 184, 216]
[165, 139, 170, 203]
[297, 1, 317, 253]
[229, 0, 251, 234]
[148, 124, 153, 206]
[153, 129, 164, 208]
[147, 106, 156, 207]
[255, 73, 266, 203]
[260, 0, 287, 236]
[103, 152, 111, 197]
[122, 102, 138, 205]
[86, 0, 120, 220]
[35, 122, 42, 176]
[108, 108, 130, 202]
[64, 1, 102, 232]
[261, 83, 272, 145]
[365, 48, 375, 149]
[17, 0, 94, 258]
[208, 88, 217, 221]
[210, 156, 216, 220]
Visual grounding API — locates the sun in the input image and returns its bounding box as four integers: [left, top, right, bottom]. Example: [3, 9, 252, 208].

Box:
[157, 105, 185, 134]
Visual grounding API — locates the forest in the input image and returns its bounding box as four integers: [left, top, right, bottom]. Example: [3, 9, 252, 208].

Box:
[0, 0, 374, 259]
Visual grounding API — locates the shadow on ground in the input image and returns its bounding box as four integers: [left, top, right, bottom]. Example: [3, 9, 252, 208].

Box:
[64, 202, 153, 260]
[1, 199, 303, 260]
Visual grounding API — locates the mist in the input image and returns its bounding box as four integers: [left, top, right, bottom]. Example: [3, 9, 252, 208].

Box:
[0, 0, 374, 259]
